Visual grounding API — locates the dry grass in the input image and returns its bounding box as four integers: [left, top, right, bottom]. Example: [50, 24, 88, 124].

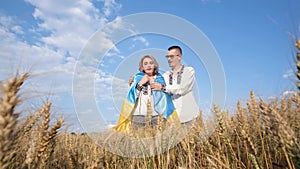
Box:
[0, 74, 299, 169]
[0, 39, 299, 168]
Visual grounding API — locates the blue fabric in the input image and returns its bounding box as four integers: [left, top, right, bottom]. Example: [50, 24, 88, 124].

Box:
[126, 72, 175, 119]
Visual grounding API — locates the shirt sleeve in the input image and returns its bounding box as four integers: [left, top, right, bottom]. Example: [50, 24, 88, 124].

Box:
[166, 67, 195, 96]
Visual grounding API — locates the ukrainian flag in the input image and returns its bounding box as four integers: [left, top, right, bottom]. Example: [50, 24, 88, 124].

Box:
[113, 72, 179, 133]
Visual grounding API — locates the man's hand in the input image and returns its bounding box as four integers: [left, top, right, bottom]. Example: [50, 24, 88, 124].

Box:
[150, 82, 162, 90]
[128, 74, 133, 86]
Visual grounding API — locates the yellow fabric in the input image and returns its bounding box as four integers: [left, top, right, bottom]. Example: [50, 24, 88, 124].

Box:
[167, 110, 181, 126]
[113, 96, 138, 133]
[113, 92, 181, 133]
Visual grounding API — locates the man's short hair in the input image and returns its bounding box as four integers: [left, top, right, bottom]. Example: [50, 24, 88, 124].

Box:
[168, 45, 182, 54]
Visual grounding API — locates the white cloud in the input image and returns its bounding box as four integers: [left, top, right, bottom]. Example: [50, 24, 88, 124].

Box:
[127, 35, 150, 49]
[1, 0, 155, 133]
[0, 15, 17, 30]
[266, 90, 297, 102]
[0, 0, 124, 89]
[0, 25, 64, 77]
[94, 73, 128, 101]
[25, 0, 117, 57]
[0, 0, 127, 132]
[11, 25, 25, 35]
[101, 0, 122, 17]
[282, 90, 297, 98]
[283, 69, 295, 79]
[134, 36, 149, 46]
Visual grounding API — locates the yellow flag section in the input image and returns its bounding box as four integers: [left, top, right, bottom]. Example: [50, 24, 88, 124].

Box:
[113, 96, 136, 133]
[112, 72, 180, 134]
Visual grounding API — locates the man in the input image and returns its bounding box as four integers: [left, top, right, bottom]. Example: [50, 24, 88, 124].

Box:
[150, 45, 199, 125]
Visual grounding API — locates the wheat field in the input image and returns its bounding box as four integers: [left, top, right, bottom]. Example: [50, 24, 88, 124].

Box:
[0, 41, 300, 169]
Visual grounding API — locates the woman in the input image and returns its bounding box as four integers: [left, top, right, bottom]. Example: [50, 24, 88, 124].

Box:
[113, 55, 180, 133]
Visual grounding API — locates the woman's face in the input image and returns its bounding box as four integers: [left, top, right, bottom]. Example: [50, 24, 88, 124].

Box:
[142, 57, 155, 76]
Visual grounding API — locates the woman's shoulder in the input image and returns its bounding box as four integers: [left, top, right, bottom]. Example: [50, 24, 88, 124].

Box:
[135, 72, 145, 77]
[157, 72, 164, 76]
[156, 72, 165, 79]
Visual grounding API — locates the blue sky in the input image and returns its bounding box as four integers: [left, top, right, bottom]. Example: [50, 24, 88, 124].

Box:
[1, 0, 299, 132]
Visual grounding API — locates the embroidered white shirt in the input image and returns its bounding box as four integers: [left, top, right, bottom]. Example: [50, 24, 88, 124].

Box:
[133, 83, 159, 117]
[163, 66, 199, 123]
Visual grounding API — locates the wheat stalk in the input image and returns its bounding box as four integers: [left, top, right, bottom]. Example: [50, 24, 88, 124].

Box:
[34, 102, 51, 164]
[0, 73, 29, 168]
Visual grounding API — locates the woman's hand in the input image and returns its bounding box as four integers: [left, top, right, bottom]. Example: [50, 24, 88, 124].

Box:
[139, 75, 149, 85]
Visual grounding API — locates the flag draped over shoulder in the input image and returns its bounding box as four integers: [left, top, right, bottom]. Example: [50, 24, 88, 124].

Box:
[113, 72, 179, 133]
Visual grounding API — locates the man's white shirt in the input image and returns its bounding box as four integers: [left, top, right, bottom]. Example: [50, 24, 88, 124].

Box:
[163, 66, 199, 123]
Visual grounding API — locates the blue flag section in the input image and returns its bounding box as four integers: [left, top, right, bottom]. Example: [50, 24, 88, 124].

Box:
[113, 72, 179, 133]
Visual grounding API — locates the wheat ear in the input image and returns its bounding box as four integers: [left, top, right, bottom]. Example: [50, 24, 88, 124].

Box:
[0, 73, 29, 168]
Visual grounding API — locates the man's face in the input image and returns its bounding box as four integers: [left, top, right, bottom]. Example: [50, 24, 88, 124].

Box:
[166, 49, 182, 69]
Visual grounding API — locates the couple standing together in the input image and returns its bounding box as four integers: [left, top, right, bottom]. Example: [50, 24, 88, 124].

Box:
[113, 45, 199, 133]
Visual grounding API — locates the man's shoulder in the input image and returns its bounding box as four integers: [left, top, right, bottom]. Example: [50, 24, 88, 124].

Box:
[184, 66, 194, 70]
[162, 66, 194, 75]
[162, 70, 171, 76]
[184, 66, 195, 73]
